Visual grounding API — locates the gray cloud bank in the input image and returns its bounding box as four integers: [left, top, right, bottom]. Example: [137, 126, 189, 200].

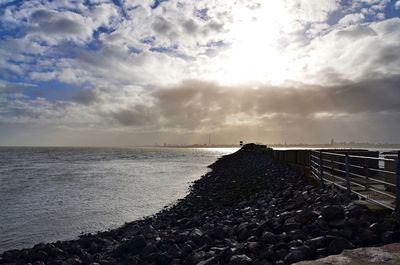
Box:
[2, 76, 399, 146]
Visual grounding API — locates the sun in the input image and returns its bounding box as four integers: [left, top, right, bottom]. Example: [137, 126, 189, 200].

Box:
[211, 2, 292, 85]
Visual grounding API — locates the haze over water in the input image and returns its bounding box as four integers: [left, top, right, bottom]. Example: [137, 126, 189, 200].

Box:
[0, 147, 238, 253]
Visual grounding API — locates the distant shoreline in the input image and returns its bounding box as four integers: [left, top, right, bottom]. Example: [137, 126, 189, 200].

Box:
[1, 144, 400, 149]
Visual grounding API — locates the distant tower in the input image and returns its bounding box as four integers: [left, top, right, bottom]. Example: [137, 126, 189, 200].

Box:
[208, 134, 211, 146]
[331, 138, 334, 145]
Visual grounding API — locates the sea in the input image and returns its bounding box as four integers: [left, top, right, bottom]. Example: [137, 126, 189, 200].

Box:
[0, 147, 238, 253]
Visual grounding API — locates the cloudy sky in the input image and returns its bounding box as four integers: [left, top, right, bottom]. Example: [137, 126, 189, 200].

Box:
[1, 0, 400, 146]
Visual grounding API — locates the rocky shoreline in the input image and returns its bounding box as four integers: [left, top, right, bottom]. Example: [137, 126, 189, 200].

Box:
[1, 145, 399, 265]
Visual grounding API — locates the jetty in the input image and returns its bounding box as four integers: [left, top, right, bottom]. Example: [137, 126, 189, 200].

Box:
[1, 144, 399, 265]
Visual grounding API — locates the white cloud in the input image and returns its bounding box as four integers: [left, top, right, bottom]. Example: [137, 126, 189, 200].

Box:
[338, 13, 365, 25]
[1, 0, 400, 144]
[396, 1, 400, 10]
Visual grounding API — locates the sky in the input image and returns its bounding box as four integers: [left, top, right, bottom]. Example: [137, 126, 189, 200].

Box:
[1, 0, 400, 146]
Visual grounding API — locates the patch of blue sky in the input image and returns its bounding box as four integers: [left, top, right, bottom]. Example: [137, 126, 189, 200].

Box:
[129, 47, 142, 54]
[141, 36, 156, 45]
[328, 0, 400, 25]
[206, 40, 227, 48]
[0, 27, 25, 40]
[110, 0, 122, 7]
[149, 46, 171, 53]
[85, 26, 115, 51]
[149, 44, 192, 60]
[150, 0, 168, 9]
[384, 1, 400, 18]
[194, 8, 209, 21]
[16, 79, 92, 102]
[0, 0, 22, 8]
[149, 43, 177, 53]
[0, 10, 26, 39]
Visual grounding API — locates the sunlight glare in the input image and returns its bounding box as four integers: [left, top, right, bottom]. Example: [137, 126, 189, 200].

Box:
[214, 2, 291, 85]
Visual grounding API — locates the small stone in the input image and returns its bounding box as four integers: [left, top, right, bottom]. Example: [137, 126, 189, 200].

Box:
[381, 231, 400, 244]
[328, 236, 354, 254]
[260, 232, 277, 244]
[228, 254, 252, 265]
[147, 252, 172, 265]
[284, 249, 306, 264]
[360, 229, 380, 245]
[321, 206, 345, 221]
[305, 237, 326, 249]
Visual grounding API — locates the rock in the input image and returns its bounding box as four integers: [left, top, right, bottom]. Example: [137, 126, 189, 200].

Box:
[127, 235, 147, 249]
[276, 248, 288, 260]
[381, 231, 400, 244]
[246, 242, 262, 254]
[221, 248, 233, 263]
[112, 235, 147, 256]
[229, 254, 252, 265]
[360, 229, 380, 245]
[347, 202, 368, 218]
[260, 232, 277, 244]
[327, 236, 354, 254]
[305, 237, 326, 249]
[284, 249, 306, 264]
[167, 244, 182, 258]
[321, 206, 344, 221]
[190, 228, 204, 242]
[147, 252, 172, 265]
[197, 257, 215, 265]
[295, 210, 315, 224]
[207, 226, 226, 239]
[182, 242, 193, 254]
[293, 243, 400, 265]
[284, 222, 301, 232]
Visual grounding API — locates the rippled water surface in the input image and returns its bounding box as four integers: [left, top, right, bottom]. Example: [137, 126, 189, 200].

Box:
[0, 147, 238, 252]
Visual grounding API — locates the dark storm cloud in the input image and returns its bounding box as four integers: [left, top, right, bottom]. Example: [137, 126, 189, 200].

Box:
[112, 105, 156, 126]
[72, 89, 99, 105]
[109, 76, 400, 131]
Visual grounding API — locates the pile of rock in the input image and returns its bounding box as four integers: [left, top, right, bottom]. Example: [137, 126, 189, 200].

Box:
[1, 146, 399, 265]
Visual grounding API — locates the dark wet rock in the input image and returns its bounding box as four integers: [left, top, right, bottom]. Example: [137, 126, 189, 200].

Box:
[327, 236, 354, 254]
[346, 202, 369, 218]
[360, 229, 380, 245]
[276, 248, 288, 260]
[228, 254, 252, 265]
[221, 248, 233, 263]
[381, 231, 400, 244]
[147, 252, 172, 265]
[283, 222, 301, 232]
[167, 244, 182, 258]
[321, 206, 345, 221]
[305, 237, 326, 250]
[197, 256, 216, 265]
[284, 249, 306, 264]
[112, 235, 147, 256]
[260, 232, 277, 244]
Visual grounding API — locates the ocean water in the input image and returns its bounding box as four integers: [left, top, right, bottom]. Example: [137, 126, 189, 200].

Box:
[0, 147, 238, 253]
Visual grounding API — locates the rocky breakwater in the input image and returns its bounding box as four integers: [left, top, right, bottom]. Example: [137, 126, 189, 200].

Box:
[1, 144, 400, 265]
